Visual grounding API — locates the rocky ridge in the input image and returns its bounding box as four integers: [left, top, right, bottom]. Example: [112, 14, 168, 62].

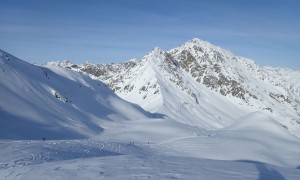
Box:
[49, 38, 300, 134]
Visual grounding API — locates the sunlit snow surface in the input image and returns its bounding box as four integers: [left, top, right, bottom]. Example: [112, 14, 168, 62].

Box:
[1, 137, 300, 179]
[1, 112, 300, 179]
[1, 49, 300, 179]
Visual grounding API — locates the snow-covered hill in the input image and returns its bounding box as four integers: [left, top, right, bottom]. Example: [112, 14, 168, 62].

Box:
[0, 49, 155, 140]
[52, 38, 300, 136]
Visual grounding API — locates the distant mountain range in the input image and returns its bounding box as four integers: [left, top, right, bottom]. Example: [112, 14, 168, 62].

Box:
[49, 38, 300, 136]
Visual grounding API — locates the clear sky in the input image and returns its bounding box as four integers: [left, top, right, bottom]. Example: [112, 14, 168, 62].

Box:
[0, 0, 299, 70]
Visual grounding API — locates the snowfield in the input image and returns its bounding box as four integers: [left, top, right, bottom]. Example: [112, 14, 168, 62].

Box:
[1, 136, 300, 180]
[1, 43, 300, 179]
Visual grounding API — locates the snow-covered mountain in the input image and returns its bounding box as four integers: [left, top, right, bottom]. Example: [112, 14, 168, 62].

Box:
[2, 42, 300, 179]
[52, 38, 300, 135]
[0, 49, 156, 140]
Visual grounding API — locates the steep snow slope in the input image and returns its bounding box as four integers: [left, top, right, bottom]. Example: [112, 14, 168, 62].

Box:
[52, 38, 300, 134]
[0, 49, 153, 140]
[169, 39, 300, 129]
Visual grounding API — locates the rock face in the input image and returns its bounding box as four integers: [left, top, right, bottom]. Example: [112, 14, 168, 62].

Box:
[49, 38, 300, 135]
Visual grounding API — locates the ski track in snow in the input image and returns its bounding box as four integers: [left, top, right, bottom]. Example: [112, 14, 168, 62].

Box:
[0, 140, 122, 170]
[155, 135, 198, 145]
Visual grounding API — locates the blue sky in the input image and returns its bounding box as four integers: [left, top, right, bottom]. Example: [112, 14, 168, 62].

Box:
[0, 0, 299, 70]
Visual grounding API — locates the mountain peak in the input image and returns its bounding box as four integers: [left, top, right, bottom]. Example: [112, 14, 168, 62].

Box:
[142, 47, 166, 61]
[169, 38, 213, 55]
[169, 38, 235, 62]
[150, 47, 165, 55]
[183, 38, 215, 49]
[190, 38, 205, 43]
